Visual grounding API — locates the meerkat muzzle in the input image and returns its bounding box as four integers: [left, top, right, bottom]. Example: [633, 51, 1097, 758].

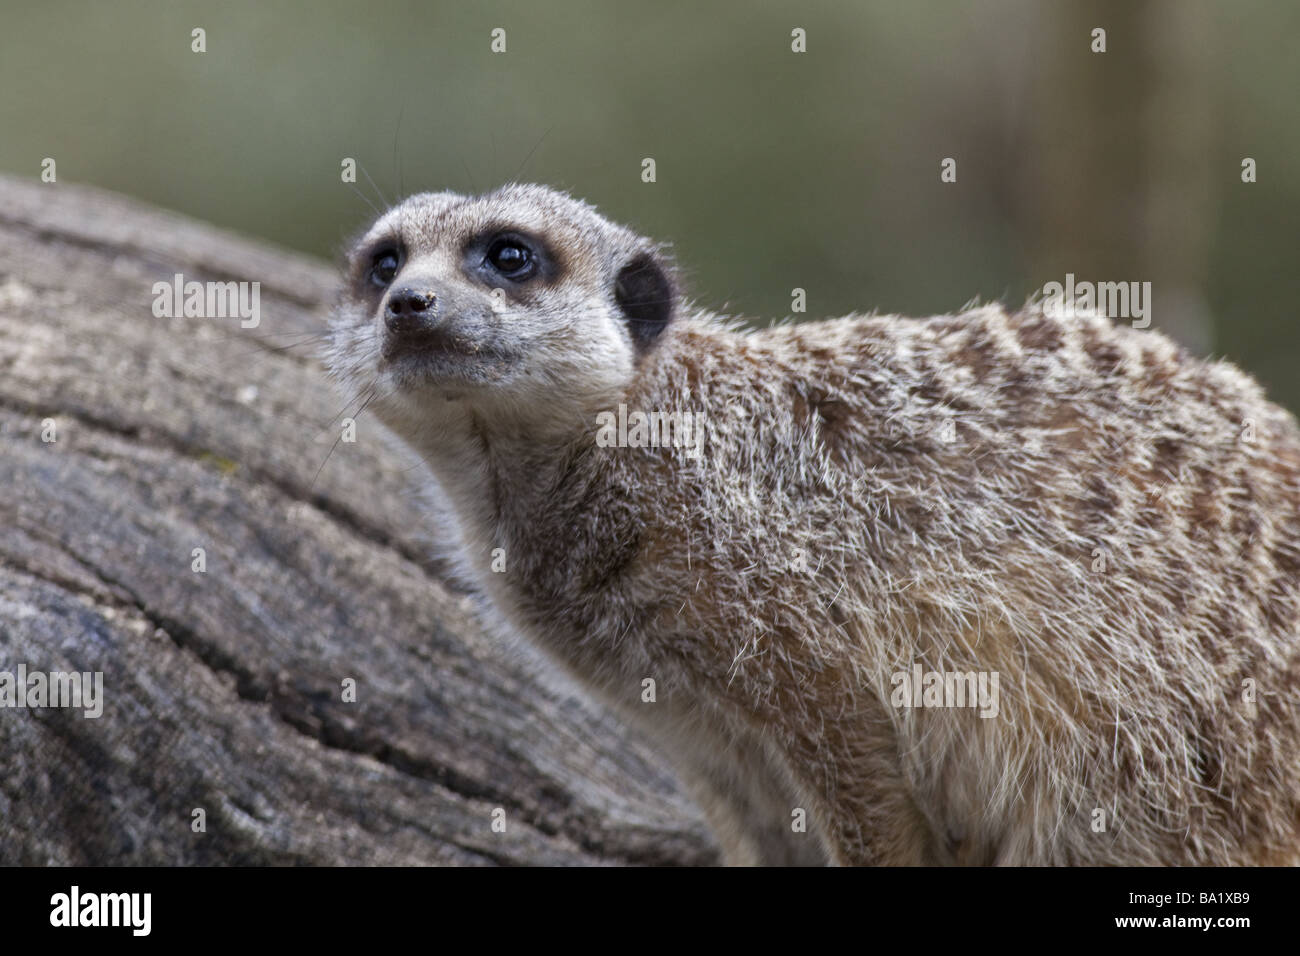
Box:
[384, 286, 439, 337]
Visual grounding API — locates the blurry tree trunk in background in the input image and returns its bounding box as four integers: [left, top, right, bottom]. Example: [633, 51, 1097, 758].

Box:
[1021, 0, 1217, 352]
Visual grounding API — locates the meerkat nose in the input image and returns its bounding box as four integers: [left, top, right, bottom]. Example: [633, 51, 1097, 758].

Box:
[384, 287, 440, 337]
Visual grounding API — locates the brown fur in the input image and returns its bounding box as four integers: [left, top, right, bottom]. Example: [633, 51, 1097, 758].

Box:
[329, 185, 1300, 865]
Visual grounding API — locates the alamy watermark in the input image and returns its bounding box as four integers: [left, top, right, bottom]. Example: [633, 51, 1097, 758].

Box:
[0, 664, 103, 718]
[595, 403, 706, 460]
[152, 272, 260, 328]
[1041, 273, 1151, 329]
[50, 886, 150, 936]
[891, 663, 1000, 718]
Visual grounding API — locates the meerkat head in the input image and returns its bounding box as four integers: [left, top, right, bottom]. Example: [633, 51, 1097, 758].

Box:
[327, 184, 678, 444]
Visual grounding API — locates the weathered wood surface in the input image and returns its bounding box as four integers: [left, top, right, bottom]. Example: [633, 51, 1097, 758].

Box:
[0, 174, 716, 865]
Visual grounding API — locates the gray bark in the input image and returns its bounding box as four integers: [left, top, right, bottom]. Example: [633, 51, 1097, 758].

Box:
[0, 173, 717, 866]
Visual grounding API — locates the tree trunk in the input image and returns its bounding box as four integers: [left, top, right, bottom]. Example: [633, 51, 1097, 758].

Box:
[0, 173, 716, 866]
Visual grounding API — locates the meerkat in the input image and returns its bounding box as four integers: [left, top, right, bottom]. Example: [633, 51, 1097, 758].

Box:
[327, 183, 1300, 866]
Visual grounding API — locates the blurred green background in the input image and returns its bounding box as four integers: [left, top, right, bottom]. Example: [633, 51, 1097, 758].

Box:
[3, 0, 1297, 406]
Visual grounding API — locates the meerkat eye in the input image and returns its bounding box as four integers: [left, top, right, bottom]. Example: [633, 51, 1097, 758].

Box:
[369, 248, 401, 288]
[485, 237, 537, 280]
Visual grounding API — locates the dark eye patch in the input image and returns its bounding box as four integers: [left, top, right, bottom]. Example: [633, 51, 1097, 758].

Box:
[369, 247, 401, 287]
[485, 235, 537, 280]
[352, 236, 405, 292]
[463, 227, 560, 288]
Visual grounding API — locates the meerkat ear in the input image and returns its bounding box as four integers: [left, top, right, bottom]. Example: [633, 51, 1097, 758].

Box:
[614, 252, 675, 349]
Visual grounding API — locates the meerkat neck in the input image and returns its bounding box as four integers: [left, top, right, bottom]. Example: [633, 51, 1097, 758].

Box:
[401, 399, 605, 573]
